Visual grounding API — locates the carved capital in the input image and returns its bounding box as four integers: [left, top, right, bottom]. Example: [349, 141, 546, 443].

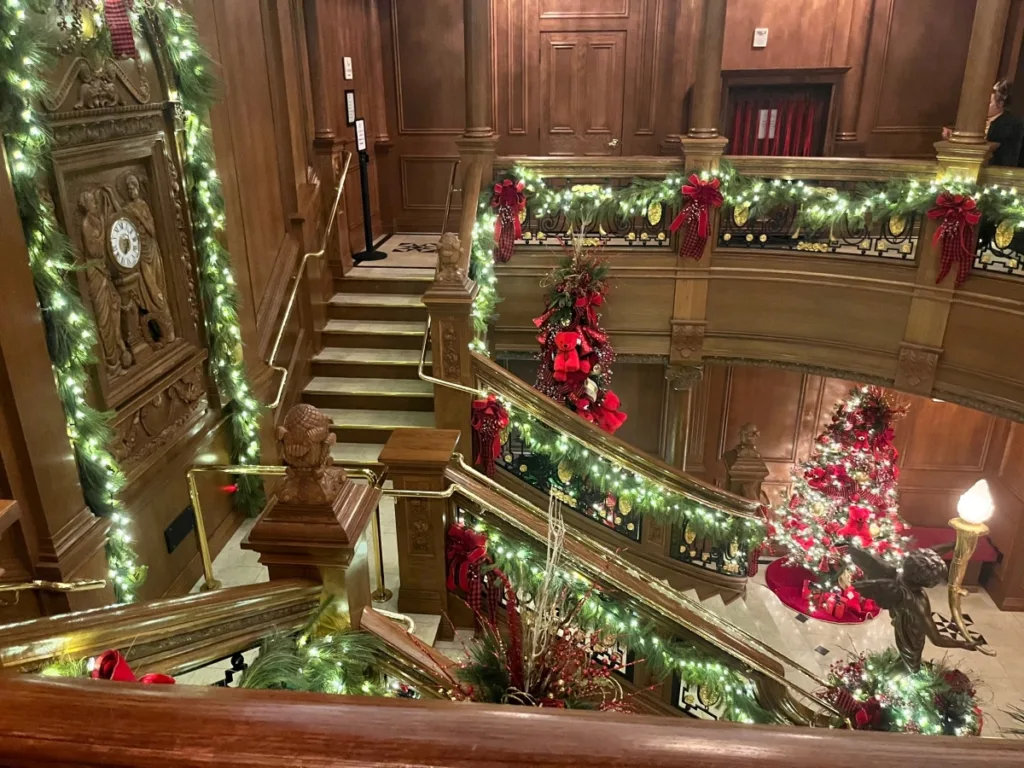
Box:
[666, 364, 703, 391]
[670, 321, 706, 364]
[894, 342, 941, 395]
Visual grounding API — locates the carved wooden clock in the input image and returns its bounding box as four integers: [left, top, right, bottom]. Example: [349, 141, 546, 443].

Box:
[109, 217, 141, 269]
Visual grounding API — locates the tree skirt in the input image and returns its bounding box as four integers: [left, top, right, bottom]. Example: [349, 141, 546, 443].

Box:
[764, 558, 879, 625]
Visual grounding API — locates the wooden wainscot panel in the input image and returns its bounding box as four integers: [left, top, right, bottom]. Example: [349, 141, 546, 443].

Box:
[937, 276, 1024, 419]
[857, 0, 975, 157]
[703, 251, 913, 380]
[722, 0, 842, 71]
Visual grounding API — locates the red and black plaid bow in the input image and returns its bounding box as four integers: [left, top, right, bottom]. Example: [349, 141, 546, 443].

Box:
[471, 395, 509, 477]
[491, 179, 526, 264]
[669, 174, 723, 260]
[927, 192, 981, 288]
[104, 0, 138, 58]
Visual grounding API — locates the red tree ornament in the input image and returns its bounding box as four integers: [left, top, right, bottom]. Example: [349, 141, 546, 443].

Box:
[471, 395, 509, 478]
[492, 179, 527, 263]
[669, 174, 723, 260]
[928, 192, 981, 287]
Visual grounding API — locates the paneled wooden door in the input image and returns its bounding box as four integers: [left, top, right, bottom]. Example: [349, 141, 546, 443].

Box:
[540, 31, 626, 155]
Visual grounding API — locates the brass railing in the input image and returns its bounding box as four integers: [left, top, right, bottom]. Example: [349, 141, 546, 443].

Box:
[267, 151, 353, 410]
[445, 454, 837, 724]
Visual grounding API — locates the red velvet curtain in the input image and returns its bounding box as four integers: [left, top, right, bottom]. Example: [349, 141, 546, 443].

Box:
[729, 96, 819, 157]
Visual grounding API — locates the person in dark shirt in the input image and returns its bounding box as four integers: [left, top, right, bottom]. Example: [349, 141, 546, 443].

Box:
[943, 80, 1024, 166]
[986, 80, 1024, 167]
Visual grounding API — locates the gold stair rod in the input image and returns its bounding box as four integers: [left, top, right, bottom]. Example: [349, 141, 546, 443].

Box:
[185, 462, 379, 592]
[267, 151, 353, 410]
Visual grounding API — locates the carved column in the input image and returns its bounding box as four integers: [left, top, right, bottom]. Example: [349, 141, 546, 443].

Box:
[833, 0, 874, 156]
[723, 423, 769, 502]
[661, 365, 704, 470]
[379, 428, 461, 638]
[686, 0, 728, 142]
[424, 235, 478, 453]
[0, 150, 111, 615]
[935, 0, 1012, 176]
[243, 405, 381, 629]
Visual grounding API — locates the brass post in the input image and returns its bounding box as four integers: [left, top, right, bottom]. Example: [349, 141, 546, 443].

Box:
[947, 517, 997, 655]
[370, 504, 393, 603]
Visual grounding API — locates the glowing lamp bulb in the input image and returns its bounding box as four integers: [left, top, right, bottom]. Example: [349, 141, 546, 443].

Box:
[957, 479, 994, 524]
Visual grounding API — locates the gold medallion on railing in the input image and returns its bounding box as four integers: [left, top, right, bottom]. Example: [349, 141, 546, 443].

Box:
[619, 496, 632, 515]
[500, 424, 511, 446]
[684, 522, 696, 545]
[732, 203, 750, 227]
[995, 219, 1015, 249]
[698, 683, 723, 708]
[646, 201, 663, 226]
[728, 539, 739, 558]
[518, 206, 527, 225]
[888, 214, 906, 237]
[557, 459, 573, 483]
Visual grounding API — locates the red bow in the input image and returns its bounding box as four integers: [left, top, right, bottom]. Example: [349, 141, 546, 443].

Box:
[837, 505, 873, 546]
[471, 395, 509, 478]
[669, 174, 723, 260]
[91, 650, 175, 685]
[446, 523, 512, 622]
[492, 179, 527, 264]
[574, 290, 604, 325]
[927, 192, 981, 287]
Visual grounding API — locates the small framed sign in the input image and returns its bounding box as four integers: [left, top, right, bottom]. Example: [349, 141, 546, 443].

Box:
[343, 56, 354, 80]
[345, 89, 356, 126]
[355, 118, 367, 152]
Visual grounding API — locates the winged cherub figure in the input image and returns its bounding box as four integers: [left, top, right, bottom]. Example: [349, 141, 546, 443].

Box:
[849, 546, 980, 672]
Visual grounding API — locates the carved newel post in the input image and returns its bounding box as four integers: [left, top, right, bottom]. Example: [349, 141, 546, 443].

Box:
[243, 404, 381, 628]
[423, 233, 478, 450]
[723, 423, 769, 502]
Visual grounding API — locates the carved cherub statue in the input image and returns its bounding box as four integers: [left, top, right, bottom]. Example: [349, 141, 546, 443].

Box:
[275, 404, 343, 504]
[736, 422, 760, 458]
[435, 232, 464, 284]
[849, 546, 979, 672]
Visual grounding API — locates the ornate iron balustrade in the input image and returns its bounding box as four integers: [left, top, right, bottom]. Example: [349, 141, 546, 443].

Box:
[717, 181, 920, 261]
[974, 218, 1024, 277]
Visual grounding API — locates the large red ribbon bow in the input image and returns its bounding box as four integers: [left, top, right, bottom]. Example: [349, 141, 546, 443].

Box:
[669, 174, 723, 260]
[91, 650, 175, 685]
[927, 192, 981, 287]
[471, 395, 509, 477]
[492, 179, 527, 264]
[574, 290, 604, 325]
[445, 523, 513, 625]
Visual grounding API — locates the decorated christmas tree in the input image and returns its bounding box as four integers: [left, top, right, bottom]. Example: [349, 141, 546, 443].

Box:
[533, 239, 626, 434]
[771, 386, 911, 620]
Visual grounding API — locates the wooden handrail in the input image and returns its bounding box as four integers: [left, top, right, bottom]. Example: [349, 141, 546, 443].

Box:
[470, 351, 762, 517]
[0, 499, 20, 539]
[444, 461, 834, 724]
[0, 676, 1020, 767]
[494, 154, 682, 177]
[0, 579, 320, 676]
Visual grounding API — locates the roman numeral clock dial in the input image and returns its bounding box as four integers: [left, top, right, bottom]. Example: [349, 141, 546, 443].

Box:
[109, 217, 141, 269]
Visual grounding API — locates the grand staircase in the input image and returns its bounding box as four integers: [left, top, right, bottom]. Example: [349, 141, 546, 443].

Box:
[302, 263, 436, 467]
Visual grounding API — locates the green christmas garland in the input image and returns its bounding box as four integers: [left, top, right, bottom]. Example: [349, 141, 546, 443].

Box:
[0, 1, 266, 600]
[465, 515, 773, 723]
[503, 406, 764, 554]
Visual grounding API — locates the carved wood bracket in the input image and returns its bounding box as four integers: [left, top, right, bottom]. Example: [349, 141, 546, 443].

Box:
[670, 320, 707, 364]
[894, 342, 942, 395]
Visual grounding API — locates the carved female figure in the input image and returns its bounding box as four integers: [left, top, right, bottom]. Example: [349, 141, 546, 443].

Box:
[78, 189, 130, 374]
[123, 173, 175, 344]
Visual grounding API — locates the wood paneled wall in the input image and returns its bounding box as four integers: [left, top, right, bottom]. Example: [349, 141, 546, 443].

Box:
[377, 0, 1021, 228]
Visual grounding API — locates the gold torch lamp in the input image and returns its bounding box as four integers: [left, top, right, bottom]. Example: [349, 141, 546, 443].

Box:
[948, 479, 996, 655]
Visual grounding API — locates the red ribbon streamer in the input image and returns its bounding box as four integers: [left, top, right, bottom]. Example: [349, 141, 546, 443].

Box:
[928, 192, 981, 287]
[491, 179, 526, 264]
[668, 175, 723, 260]
[104, 0, 138, 59]
[471, 395, 509, 478]
[91, 650, 175, 685]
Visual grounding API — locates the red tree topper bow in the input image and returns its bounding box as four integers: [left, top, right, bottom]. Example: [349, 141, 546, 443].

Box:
[669, 175, 723, 260]
[91, 650, 175, 685]
[471, 395, 509, 478]
[492, 179, 527, 264]
[927, 192, 981, 287]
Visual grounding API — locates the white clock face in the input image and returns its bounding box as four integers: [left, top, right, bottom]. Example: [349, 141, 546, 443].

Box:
[109, 217, 141, 269]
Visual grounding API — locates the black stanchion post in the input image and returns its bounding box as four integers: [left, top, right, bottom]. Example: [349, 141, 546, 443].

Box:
[352, 118, 385, 263]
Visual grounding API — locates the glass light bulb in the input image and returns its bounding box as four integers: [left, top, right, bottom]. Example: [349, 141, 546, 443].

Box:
[957, 479, 994, 524]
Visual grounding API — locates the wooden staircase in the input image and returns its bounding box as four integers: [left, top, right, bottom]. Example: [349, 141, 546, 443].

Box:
[303, 265, 436, 466]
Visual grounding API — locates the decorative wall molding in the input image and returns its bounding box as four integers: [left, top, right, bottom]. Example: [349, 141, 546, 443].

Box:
[894, 342, 941, 395]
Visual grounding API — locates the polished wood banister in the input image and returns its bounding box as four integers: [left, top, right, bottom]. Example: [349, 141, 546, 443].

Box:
[470, 351, 761, 517]
[444, 461, 836, 724]
[0, 676, 1020, 767]
[0, 499, 20, 539]
[494, 154, 682, 177]
[0, 579, 321, 676]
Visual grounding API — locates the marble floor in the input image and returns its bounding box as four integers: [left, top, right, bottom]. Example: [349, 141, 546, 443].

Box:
[189, 499, 1024, 736]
